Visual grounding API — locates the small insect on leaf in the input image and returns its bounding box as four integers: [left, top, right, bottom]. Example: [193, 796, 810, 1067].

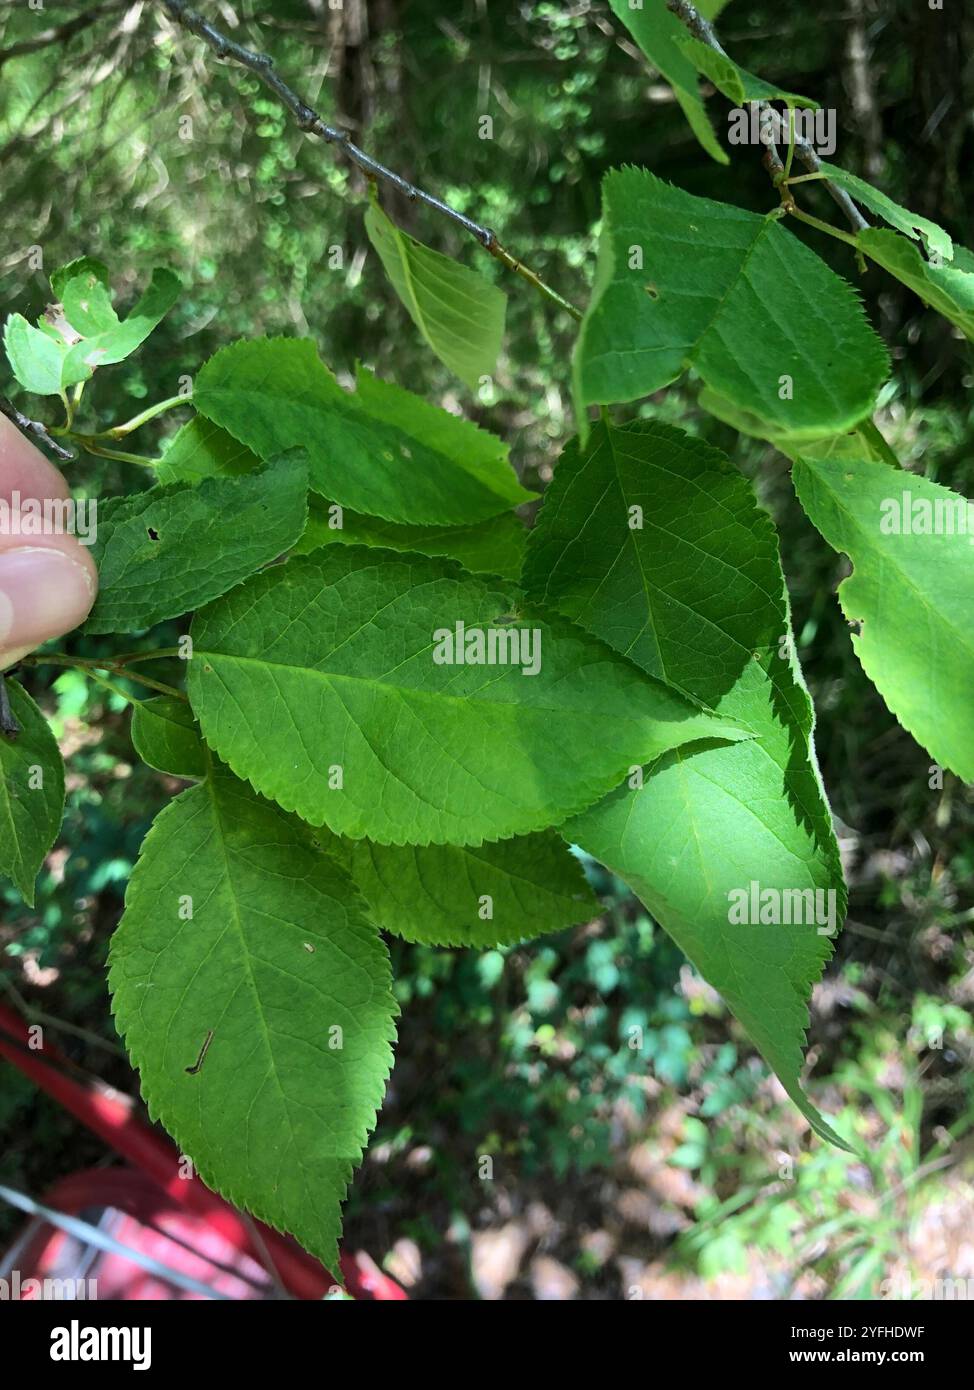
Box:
[185, 1028, 214, 1075]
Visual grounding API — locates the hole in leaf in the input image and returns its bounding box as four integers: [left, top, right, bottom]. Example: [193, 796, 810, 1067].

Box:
[147, 527, 159, 541]
[644, 283, 660, 300]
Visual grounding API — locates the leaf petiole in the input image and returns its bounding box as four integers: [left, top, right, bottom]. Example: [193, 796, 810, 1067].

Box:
[96, 394, 191, 441]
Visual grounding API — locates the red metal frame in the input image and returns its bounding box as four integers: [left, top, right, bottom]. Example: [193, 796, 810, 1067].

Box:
[0, 1001, 406, 1300]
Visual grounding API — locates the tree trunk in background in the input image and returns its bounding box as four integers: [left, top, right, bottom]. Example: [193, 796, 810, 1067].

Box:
[907, 0, 968, 229]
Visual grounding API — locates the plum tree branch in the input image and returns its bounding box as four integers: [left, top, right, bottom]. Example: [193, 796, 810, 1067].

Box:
[666, 0, 869, 233]
[0, 396, 76, 462]
[158, 0, 582, 321]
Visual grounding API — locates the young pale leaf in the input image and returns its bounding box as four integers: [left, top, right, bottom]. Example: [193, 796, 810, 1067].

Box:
[3, 314, 69, 396]
[188, 546, 746, 847]
[60, 263, 120, 338]
[193, 338, 532, 526]
[155, 416, 260, 486]
[109, 766, 397, 1275]
[85, 452, 308, 634]
[296, 496, 526, 580]
[815, 164, 952, 261]
[4, 265, 179, 396]
[606, 1, 728, 165]
[364, 200, 506, 389]
[575, 168, 889, 442]
[0, 681, 65, 906]
[130, 697, 205, 780]
[60, 268, 181, 382]
[328, 832, 598, 947]
[857, 230, 974, 340]
[50, 257, 112, 302]
[675, 35, 815, 107]
[793, 454, 974, 783]
[526, 421, 849, 1146]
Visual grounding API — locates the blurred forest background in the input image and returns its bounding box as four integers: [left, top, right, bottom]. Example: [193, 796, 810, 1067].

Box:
[1, 0, 973, 1299]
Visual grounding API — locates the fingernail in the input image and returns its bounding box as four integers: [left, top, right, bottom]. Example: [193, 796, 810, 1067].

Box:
[0, 547, 96, 651]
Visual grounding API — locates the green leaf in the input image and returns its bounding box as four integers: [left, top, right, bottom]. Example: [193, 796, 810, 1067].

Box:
[85, 452, 308, 634]
[3, 313, 68, 396]
[816, 164, 952, 261]
[857, 229, 974, 340]
[188, 546, 746, 847]
[793, 453, 974, 782]
[50, 256, 111, 302]
[574, 168, 889, 442]
[0, 681, 65, 905]
[60, 264, 120, 338]
[4, 265, 180, 396]
[675, 34, 815, 106]
[193, 338, 533, 526]
[524, 421, 781, 707]
[155, 417, 260, 486]
[61, 268, 180, 381]
[364, 200, 506, 389]
[525, 421, 849, 1146]
[698, 386, 892, 464]
[130, 697, 205, 780]
[296, 496, 526, 580]
[109, 765, 397, 1274]
[328, 832, 598, 947]
[606, 1, 728, 165]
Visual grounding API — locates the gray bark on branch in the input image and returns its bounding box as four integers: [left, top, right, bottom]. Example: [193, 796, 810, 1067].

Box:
[158, 0, 581, 320]
[666, 0, 870, 233]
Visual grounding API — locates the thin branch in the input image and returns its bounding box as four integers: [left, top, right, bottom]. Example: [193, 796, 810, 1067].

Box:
[18, 652, 187, 701]
[0, 0, 126, 69]
[0, 974, 126, 1058]
[0, 396, 76, 462]
[60, 436, 159, 468]
[0, 674, 20, 739]
[158, 0, 581, 321]
[666, 0, 869, 233]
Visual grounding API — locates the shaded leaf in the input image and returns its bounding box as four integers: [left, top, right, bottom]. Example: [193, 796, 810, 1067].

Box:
[329, 831, 598, 947]
[676, 35, 815, 106]
[698, 386, 892, 464]
[296, 496, 526, 580]
[155, 416, 260, 486]
[0, 680, 65, 906]
[193, 338, 532, 526]
[86, 452, 308, 634]
[131, 696, 205, 780]
[525, 420, 849, 1146]
[607, 0, 728, 165]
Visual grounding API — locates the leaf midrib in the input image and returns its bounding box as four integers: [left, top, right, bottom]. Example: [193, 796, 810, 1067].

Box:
[194, 647, 687, 724]
[202, 769, 320, 1216]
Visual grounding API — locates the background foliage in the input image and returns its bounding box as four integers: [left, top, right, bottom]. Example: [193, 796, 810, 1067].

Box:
[1, 0, 972, 1298]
